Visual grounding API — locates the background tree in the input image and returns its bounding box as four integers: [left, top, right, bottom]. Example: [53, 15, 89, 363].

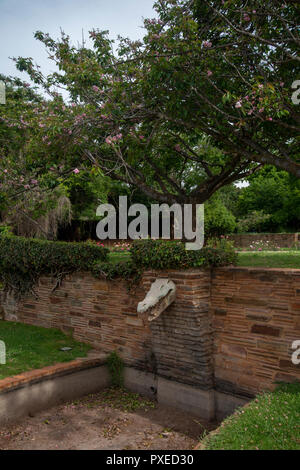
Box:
[236, 167, 300, 232]
[10, 0, 299, 210]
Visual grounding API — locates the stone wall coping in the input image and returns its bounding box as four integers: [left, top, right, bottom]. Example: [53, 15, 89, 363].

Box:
[0, 352, 107, 395]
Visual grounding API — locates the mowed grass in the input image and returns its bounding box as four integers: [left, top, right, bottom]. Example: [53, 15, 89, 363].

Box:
[237, 251, 300, 269]
[109, 251, 130, 264]
[0, 321, 91, 380]
[201, 383, 300, 450]
[109, 250, 300, 269]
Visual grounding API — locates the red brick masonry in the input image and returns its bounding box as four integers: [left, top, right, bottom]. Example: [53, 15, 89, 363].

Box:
[212, 267, 300, 397]
[1, 267, 300, 399]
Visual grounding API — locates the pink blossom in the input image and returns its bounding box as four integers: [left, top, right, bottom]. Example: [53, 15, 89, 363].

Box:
[235, 101, 242, 109]
[92, 85, 100, 92]
[243, 14, 251, 21]
[259, 107, 265, 113]
[73, 168, 80, 174]
[203, 41, 212, 48]
[207, 70, 213, 77]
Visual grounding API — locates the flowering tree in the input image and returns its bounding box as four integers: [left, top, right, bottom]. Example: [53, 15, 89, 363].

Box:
[7, 0, 300, 206]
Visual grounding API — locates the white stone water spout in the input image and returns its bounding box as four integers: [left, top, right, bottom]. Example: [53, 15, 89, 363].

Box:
[137, 278, 176, 322]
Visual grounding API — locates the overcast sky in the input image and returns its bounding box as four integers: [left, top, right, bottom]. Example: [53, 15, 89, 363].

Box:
[0, 0, 155, 84]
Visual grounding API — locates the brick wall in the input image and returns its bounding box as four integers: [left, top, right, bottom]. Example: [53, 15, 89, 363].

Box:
[227, 233, 299, 249]
[1, 270, 214, 390]
[211, 267, 300, 397]
[1, 267, 300, 399]
[3, 273, 151, 370]
[144, 270, 213, 390]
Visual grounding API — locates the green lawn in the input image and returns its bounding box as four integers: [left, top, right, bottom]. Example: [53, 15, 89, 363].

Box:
[237, 251, 300, 269]
[201, 383, 300, 450]
[0, 321, 91, 380]
[109, 250, 300, 269]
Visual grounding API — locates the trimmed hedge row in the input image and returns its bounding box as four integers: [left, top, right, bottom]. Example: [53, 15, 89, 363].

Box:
[0, 236, 237, 295]
[130, 239, 237, 270]
[0, 235, 108, 295]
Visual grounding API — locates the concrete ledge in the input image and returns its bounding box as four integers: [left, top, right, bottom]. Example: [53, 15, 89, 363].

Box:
[0, 355, 109, 424]
[0, 355, 107, 394]
[124, 367, 157, 399]
[124, 368, 215, 421]
[215, 390, 249, 421]
[0, 360, 251, 425]
[157, 377, 215, 421]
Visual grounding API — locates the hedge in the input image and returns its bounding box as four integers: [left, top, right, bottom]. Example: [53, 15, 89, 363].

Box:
[0, 236, 237, 295]
[130, 239, 237, 270]
[0, 235, 108, 295]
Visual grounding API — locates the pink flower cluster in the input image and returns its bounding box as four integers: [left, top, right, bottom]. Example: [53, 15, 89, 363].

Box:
[111, 241, 131, 252]
[105, 133, 123, 145]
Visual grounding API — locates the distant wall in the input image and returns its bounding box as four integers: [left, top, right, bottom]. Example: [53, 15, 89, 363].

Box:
[227, 233, 299, 249]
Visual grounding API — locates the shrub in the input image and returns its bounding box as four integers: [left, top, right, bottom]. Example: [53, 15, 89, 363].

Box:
[237, 210, 272, 233]
[106, 351, 124, 388]
[0, 235, 108, 295]
[0, 225, 13, 236]
[130, 239, 237, 270]
[92, 259, 141, 288]
[205, 198, 236, 237]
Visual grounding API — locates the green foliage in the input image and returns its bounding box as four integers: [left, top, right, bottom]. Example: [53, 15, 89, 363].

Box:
[236, 210, 272, 233]
[0, 225, 13, 236]
[130, 239, 237, 270]
[7, 0, 299, 213]
[92, 258, 141, 286]
[63, 169, 110, 221]
[0, 235, 108, 295]
[0, 235, 237, 296]
[205, 197, 236, 237]
[236, 168, 300, 232]
[106, 351, 124, 388]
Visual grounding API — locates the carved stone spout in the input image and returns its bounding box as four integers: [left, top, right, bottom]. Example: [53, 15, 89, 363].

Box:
[137, 278, 176, 322]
